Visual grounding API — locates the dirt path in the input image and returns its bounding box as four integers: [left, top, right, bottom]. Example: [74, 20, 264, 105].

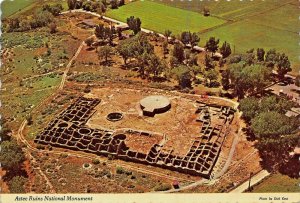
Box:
[59, 41, 85, 90]
[229, 170, 270, 193]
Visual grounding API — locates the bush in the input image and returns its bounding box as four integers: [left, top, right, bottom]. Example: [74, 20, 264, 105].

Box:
[154, 183, 172, 191]
[83, 163, 90, 168]
[8, 176, 27, 193]
[92, 159, 100, 165]
[116, 166, 125, 174]
[36, 144, 45, 150]
[60, 153, 68, 158]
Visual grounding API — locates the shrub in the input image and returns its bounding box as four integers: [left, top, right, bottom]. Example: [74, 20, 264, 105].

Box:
[8, 176, 27, 193]
[116, 166, 125, 174]
[36, 144, 45, 150]
[92, 159, 100, 165]
[154, 183, 172, 191]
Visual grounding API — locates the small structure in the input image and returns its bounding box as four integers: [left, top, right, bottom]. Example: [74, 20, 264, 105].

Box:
[77, 19, 97, 29]
[115, 24, 130, 32]
[140, 95, 171, 117]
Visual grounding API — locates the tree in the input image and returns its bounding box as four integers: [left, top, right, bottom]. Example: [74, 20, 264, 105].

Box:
[164, 30, 172, 42]
[110, 0, 118, 9]
[181, 31, 191, 46]
[85, 37, 94, 47]
[251, 111, 298, 139]
[172, 43, 185, 64]
[204, 54, 214, 70]
[98, 46, 113, 64]
[0, 140, 25, 171]
[295, 75, 300, 87]
[205, 69, 218, 87]
[116, 40, 132, 65]
[205, 37, 219, 56]
[190, 32, 200, 47]
[145, 54, 167, 79]
[260, 96, 294, 114]
[127, 16, 141, 35]
[42, 4, 63, 16]
[221, 69, 230, 91]
[172, 66, 192, 88]
[256, 48, 265, 62]
[67, 0, 76, 10]
[276, 53, 291, 80]
[265, 49, 278, 68]
[95, 24, 115, 44]
[220, 41, 231, 58]
[239, 97, 260, 122]
[49, 22, 57, 34]
[162, 40, 168, 58]
[8, 176, 27, 193]
[228, 63, 271, 99]
[118, 0, 125, 6]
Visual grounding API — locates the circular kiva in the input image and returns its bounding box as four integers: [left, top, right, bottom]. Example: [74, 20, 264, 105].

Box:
[106, 112, 123, 122]
[140, 95, 171, 117]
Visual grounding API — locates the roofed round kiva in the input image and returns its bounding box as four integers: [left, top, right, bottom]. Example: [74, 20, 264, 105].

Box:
[140, 95, 171, 117]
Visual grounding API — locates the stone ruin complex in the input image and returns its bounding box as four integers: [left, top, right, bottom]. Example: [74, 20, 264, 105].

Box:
[35, 96, 235, 178]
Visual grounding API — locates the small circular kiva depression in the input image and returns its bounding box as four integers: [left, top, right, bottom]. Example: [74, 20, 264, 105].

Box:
[106, 112, 123, 122]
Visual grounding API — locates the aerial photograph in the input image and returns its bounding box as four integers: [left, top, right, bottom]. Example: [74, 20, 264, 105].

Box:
[0, 0, 299, 200]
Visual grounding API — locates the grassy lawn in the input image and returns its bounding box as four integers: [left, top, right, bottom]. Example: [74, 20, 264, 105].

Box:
[106, 0, 226, 35]
[1, 0, 36, 18]
[252, 173, 300, 193]
[199, 20, 300, 74]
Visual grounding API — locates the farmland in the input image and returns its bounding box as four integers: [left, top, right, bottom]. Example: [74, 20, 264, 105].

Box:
[106, 0, 226, 35]
[107, 0, 299, 73]
[1, 0, 36, 18]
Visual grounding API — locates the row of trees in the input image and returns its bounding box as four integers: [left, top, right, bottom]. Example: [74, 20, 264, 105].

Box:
[67, 0, 125, 13]
[5, 8, 57, 33]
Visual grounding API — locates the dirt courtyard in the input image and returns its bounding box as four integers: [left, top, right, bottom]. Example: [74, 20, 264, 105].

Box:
[85, 87, 237, 160]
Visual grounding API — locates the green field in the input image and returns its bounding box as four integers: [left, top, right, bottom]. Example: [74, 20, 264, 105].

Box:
[154, 0, 292, 20]
[252, 173, 300, 192]
[106, 0, 226, 35]
[199, 20, 299, 72]
[1, 0, 36, 18]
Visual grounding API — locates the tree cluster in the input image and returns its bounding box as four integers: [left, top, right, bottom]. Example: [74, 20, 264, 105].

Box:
[42, 4, 63, 16]
[228, 48, 291, 80]
[0, 124, 27, 193]
[224, 63, 271, 99]
[239, 96, 299, 174]
[116, 33, 167, 79]
[5, 9, 55, 32]
[94, 24, 116, 45]
[127, 16, 141, 35]
[180, 31, 200, 47]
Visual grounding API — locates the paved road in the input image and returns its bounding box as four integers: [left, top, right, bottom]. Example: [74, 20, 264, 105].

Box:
[230, 170, 270, 193]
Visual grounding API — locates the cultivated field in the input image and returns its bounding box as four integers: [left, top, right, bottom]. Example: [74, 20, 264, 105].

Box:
[108, 0, 299, 73]
[1, 0, 36, 18]
[154, 0, 286, 20]
[106, 0, 226, 35]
